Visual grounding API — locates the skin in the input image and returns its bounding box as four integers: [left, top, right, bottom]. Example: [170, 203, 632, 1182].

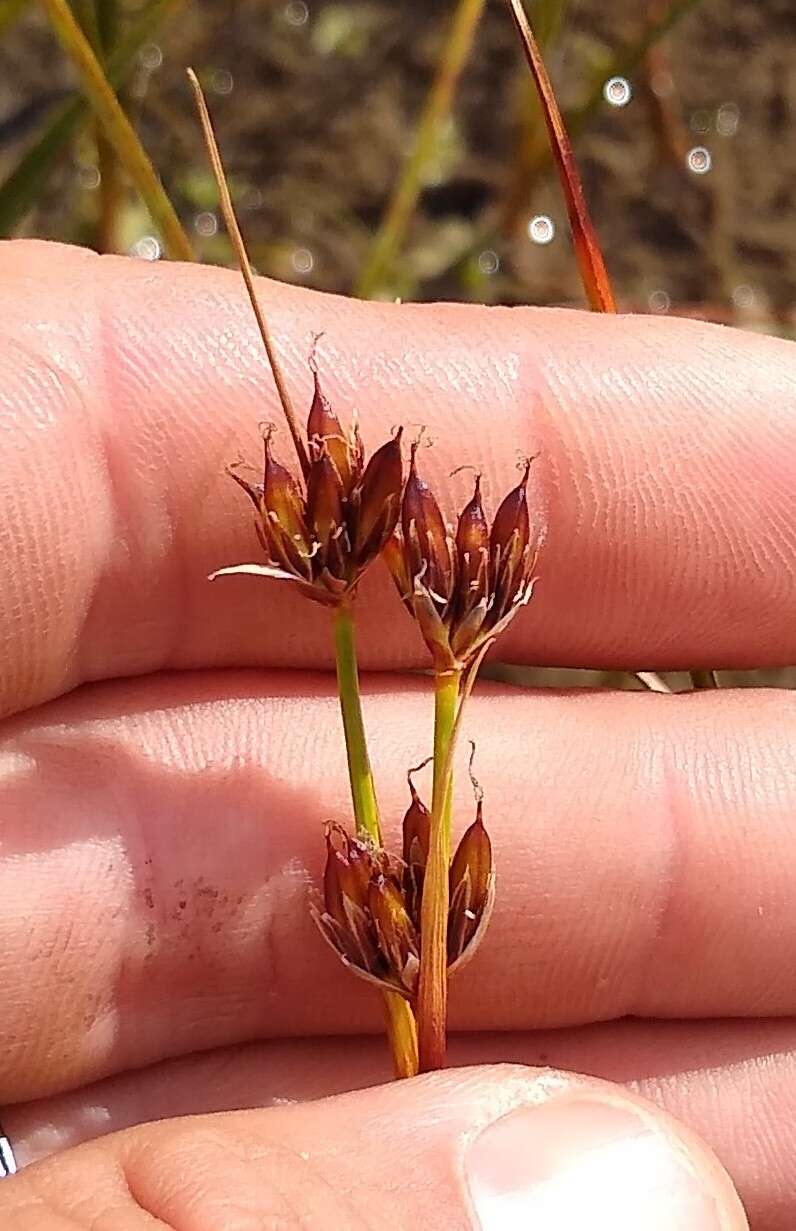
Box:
[0, 239, 794, 1227]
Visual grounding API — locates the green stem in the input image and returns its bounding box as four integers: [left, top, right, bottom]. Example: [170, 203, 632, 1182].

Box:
[73, 0, 122, 254]
[96, 124, 122, 252]
[432, 669, 459, 831]
[382, 991, 419, 1078]
[354, 0, 486, 298]
[332, 601, 382, 845]
[331, 600, 418, 1076]
[417, 668, 462, 1071]
[41, 0, 193, 260]
[93, 0, 124, 258]
[0, 0, 185, 236]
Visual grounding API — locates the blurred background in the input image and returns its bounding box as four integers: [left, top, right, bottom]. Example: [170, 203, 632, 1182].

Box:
[1, 0, 794, 331]
[0, 0, 793, 689]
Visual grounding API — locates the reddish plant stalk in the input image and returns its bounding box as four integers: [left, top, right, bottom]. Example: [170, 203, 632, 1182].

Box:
[506, 0, 616, 313]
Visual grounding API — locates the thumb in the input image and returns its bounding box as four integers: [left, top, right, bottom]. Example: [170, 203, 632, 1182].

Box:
[0, 1064, 748, 1230]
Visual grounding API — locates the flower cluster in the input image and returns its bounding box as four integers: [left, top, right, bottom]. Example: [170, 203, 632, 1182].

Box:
[384, 445, 538, 670]
[216, 363, 403, 605]
[219, 366, 540, 1009]
[312, 773, 493, 999]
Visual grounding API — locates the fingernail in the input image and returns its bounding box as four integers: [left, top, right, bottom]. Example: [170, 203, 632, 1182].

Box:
[466, 1097, 743, 1231]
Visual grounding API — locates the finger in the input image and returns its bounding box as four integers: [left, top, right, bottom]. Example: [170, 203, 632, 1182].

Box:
[0, 1064, 748, 1230]
[0, 673, 794, 1101]
[4, 1021, 790, 1228]
[2, 240, 795, 717]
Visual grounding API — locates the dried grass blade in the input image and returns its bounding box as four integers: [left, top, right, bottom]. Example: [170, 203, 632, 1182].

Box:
[187, 68, 309, 480]
[506, 0, 615, 312]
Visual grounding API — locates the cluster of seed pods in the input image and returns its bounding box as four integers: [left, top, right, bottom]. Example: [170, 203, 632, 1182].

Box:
[223, 358, 538, 994]
[313, 768, 492, 998]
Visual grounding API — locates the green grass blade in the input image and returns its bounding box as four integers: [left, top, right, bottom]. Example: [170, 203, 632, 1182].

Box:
[0, 0, 184, 236]
[40, 0, 192, 259]
[70, 0, 123, 253]
[354, 0, 487, 299]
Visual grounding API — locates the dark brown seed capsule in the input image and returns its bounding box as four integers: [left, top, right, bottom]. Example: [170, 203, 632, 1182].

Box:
[306, 448, 345, 562]
[450, 473, 490, 648]
[402, 777, 431, 925]
[402, 780, 431, 871]
[489, 463, 530, 578]
[320, 826, 381, 973]
[261, 438, 306, 537]
[323, 826, 368, 915]
[261, 438, 313, 579]
[401, 445, 454, 610]
[456, 474, 489, 590]
[322, 831, 348, 929]
[352, 429, 404, 565]
[448, 799, 493, 963]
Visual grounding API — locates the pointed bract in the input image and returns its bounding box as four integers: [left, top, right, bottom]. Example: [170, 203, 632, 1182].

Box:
[402, 780, 431, 869]
[368, 876, 420, 996]
[261, 435, 313, 580]
[382, 531, 412, 602]
[450, 473, 490, 645]
[307, 369, 357, 493]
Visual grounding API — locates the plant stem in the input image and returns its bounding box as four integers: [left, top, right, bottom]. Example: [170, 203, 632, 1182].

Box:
[41, 0, 193, 260]
[506, 0, 615, 312]
[354, 0, 486, 299]
[96, 126, 122, 252]
[417, 667, 462, 1071]
[188, 69, 416, 1076]
[432, 669, 459, 834]
[94, 0, 123, 255]
[332, 601, 419, 1076]
[690, 669, 718, 690]
[332, 602, 382, 846]
[383, 991, 419, 1078]
[188, 69, 309, 479]
[74, 0, 122, 254]
[0, 0, 184, 235]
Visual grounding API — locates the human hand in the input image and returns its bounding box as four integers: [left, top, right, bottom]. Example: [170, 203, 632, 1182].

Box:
[0, 239, 793, 1227]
